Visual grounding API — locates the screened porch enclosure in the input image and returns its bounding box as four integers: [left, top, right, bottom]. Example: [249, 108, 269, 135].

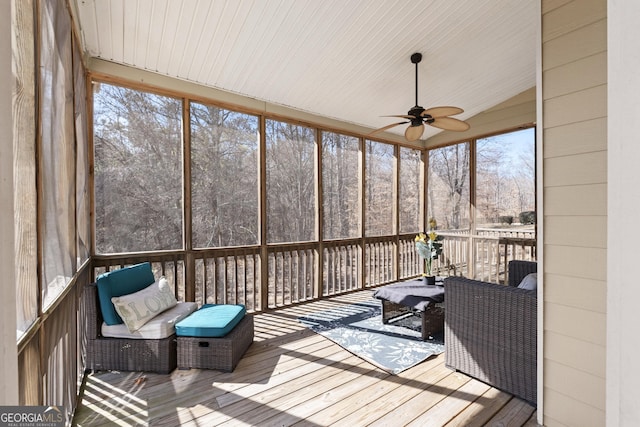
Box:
[12, 1, 535, 422]
[90, 80, 536, 311]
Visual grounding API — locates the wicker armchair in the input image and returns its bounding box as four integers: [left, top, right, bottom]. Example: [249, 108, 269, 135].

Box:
[444, 260, 537, 404]
[81, 283, 177, 374]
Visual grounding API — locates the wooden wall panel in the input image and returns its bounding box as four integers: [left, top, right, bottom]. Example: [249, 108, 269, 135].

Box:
[541, 0, 609, 403]
[544, 359, 605, 410]
[544, 216, 606, 247]
[542, 19, 606, 71]
[545, 302, 606, 344]
[545, 245, 607, 281]
[544, 151, 607, 187]
[545, 331, 606, 377]
[542, 0, 607, 42]
[542, 0, 573, 14]
[543, 52, 607, 99]
[545, 273, 606, 313]
[543, 388, 605, 427]
[543, 85, 607, 128]
[544, 184, 606, 216]
[543, 118, 607, 157]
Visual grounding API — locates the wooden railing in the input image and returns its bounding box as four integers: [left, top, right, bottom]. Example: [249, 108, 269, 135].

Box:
[267, 242, 316, 308]
[398, 234, 422, 279]
[323, 239, 361, 296]
[432, 231, 536, 284]
[91, 230, 535, 313]
[194, 247, 261, 311]
[364, 236, 395, 287]
[477, 227, 535, 239]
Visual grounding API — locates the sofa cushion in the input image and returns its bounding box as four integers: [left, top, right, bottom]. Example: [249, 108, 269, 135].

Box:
[175, 304, 246, 338]
[517, 273, 538, 291]
[111, 277, 178, 332]
[97, 262, 156, 325]
[102, 302, 198, 339]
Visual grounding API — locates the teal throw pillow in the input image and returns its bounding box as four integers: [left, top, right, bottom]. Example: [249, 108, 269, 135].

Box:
[96, 262, 156, 325]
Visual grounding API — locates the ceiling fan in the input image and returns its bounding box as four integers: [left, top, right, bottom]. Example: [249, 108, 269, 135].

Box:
[371, 53, 470, 142]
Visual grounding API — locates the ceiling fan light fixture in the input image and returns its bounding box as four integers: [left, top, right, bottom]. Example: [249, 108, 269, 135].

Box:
[369, 53, 470, 141]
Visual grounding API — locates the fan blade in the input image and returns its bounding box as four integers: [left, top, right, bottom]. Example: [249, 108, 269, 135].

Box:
[429, 117, 470, 132]
[405, 123, 425, 141]
[422, 106, 464, 118]
[369, 121, 409, 135]
[382, 114, 415, 119]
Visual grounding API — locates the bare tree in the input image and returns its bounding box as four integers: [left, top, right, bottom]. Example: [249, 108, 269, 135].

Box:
[266, 120, 316, 243]
[429, 143, 470, 230]
[322, 132, 359, 239]
[399, 147, 422, 233]
[476, 137, 507, 224]
[93, 84, 183, 253]
[365, 140, 394, 236]
[190, 103, 259, 247]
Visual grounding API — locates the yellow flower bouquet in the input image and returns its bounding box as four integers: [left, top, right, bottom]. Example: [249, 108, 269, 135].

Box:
[415, 218, 444, 281]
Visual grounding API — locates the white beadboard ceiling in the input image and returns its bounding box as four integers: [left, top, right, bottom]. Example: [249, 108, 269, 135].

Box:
[71, 0, 537, 140]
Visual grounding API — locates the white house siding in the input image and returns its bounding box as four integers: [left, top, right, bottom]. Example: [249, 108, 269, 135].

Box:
[607, 0, 640, 425]
[542, 0, 607, 425]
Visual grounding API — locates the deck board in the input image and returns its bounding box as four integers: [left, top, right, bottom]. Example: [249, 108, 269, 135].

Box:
[443, 386, 513, 426]
[73, 290, 539, 426]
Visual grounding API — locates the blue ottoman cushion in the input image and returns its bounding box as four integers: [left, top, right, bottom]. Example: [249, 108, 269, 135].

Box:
[96, 262, 156, 325]
[175, 304, 246, 338]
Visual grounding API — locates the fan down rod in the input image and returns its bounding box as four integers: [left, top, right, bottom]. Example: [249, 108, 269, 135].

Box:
[411, 52, 422, 107]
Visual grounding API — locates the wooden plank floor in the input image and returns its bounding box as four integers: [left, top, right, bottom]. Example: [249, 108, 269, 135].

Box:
[73, 290, 539, 426]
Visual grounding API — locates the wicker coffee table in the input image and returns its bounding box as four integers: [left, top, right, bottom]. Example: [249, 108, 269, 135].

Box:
[373, 278, 445, 340]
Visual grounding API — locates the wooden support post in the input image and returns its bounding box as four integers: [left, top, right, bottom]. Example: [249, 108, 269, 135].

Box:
[1, 0, 20, 403]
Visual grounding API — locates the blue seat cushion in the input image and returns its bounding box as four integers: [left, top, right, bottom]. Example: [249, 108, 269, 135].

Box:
[96, 262, 156, 325]
[175, 304, 246, 338]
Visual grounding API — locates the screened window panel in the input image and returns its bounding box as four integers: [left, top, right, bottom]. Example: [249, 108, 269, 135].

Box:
[93, 83, 183, 253]
[428, 143, 471, 231]
[190, 102, 259, 247]
[399, 147, 422, 233]
[40, 0, 76, 309]
[322, 131, 360, 240]
[74, 37, 90, 264]
[476, 128, 535, 226]
[365, 140, 394, 236]
[266, 120, 316, 243]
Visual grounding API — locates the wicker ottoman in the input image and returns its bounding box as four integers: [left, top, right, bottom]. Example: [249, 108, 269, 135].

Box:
[176, 309, 254, 372]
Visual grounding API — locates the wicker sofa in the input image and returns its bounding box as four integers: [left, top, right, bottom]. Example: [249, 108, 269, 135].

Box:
[444, 260, 537, 404]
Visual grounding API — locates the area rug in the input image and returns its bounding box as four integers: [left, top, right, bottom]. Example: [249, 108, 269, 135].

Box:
[298, 300, 444, 374]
